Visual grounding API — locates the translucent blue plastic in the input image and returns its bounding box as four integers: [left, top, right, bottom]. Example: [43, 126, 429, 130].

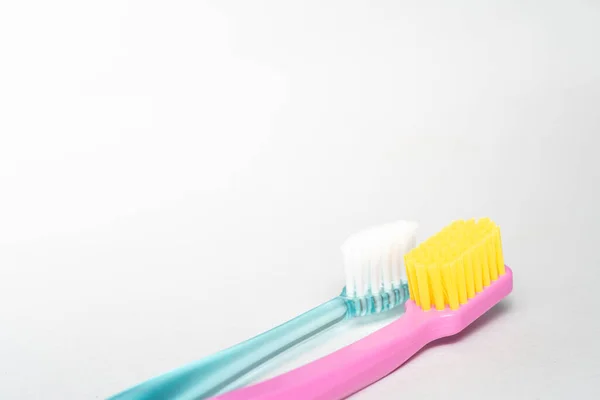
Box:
[109, 283, 409, 400]
[343, 283, 410, 318]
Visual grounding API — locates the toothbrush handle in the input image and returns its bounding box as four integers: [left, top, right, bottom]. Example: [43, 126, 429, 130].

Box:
[213, 304, 436, 400]
[109, 297, 348, 400]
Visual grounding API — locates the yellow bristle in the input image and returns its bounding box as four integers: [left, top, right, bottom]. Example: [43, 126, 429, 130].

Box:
[495, 227, 505, 275]
[455, 255, 468, 304]
[429, 264, 445, 310]
[487, 234, 498, 281]
[464, 250, 476, 299]
[473, 248, 484, 293]
[443, 262, 459, 310]
[466, 218, 476, 231]
[480, 243, 491, 287]
[403, 218, 506, 311]
[416, 262, 431, 311]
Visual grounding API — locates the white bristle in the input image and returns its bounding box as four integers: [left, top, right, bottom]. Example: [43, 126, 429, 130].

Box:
[368, 232, 382, 296]
[341, 221, 418, 298]
[381, 235, 393, 292]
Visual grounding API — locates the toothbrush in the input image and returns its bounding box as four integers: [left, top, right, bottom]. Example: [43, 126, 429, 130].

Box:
[110, 220, 419, 400]
[213, 218, 512, 400]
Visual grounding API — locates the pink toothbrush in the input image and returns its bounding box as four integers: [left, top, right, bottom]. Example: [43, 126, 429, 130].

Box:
[213, 218, 512, 400]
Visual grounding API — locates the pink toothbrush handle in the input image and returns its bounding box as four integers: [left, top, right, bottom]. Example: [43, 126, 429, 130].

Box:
[213, 304, 438, 400]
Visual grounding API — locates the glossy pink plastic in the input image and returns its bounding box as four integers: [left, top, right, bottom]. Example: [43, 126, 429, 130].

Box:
[213, 266, 513, 400]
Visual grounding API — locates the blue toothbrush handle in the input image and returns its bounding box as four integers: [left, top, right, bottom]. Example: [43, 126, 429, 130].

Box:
[109, 297, 348, 400]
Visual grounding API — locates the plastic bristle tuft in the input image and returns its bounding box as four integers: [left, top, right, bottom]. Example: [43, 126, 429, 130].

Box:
[341, 221, 418, 301]
[403, 218, 506, 311]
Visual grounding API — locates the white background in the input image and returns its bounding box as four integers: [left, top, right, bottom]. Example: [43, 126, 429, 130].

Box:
[2, 1, 599, 399]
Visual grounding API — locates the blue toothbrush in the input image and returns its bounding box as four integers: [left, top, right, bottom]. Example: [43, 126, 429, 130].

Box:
[109, 221, 418, 400]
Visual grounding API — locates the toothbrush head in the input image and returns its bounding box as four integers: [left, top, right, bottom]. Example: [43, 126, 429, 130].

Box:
[341, 220, 418, 317]
[404, 218, 506, 311]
